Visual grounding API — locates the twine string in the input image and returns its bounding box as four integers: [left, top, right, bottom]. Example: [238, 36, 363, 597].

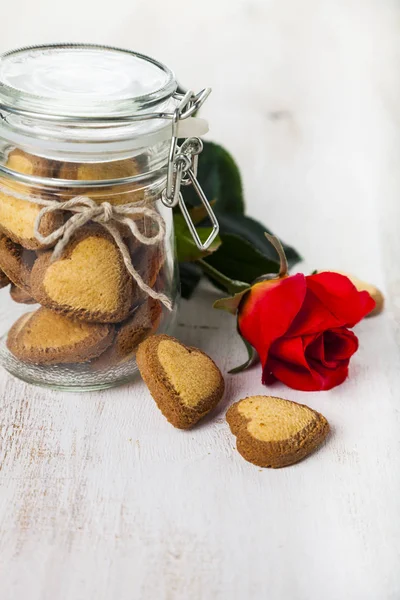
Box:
[0, 184, 171, 310]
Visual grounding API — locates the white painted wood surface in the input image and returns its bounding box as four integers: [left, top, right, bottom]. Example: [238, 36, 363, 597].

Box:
[1, 1, 400, 598]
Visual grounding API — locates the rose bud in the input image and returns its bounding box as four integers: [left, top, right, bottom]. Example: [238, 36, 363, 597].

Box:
[215, 235, 376, 392]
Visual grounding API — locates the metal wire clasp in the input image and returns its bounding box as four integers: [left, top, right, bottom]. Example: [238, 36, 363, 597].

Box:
[161, 89, 219, 251]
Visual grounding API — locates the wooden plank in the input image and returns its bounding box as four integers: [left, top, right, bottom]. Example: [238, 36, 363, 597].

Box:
[1, 0, 400, 597]
[1, 283, 399, 599]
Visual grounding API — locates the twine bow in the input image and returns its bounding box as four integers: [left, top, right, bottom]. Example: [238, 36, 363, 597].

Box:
[0, 184, 171, 310]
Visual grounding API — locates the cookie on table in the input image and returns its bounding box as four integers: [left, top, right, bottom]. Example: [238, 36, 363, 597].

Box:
[226, 396, 330, 468]
[0, 235, 37, 292]
[0, 267, 10, 289]
[7, 307, 114, 365]
[0, 149, 63, 250]
[30, 225, 133, 324]
[136, 334, 225, 429]
[10, 284, 36, 304]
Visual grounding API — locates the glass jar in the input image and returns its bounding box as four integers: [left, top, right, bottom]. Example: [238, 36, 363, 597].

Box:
[0, 44, 217, 391]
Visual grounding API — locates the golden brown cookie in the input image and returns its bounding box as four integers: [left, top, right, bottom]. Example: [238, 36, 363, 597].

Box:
[94, 298, 162, 367]
[0, 149, 63, 250]
[226, 396, 330, 468]
[0, 235, 37, 292]
[7, 307, 114, 365]
[136, 334, 225, 429]
[30, 225, 133, 323]
[130, 243, 165, 307]
[57, 158, 145, 205]
[117, 214, 166, 311]
[114, 298, 162, 362]
[6, 148, 57, 178]
[0, 267, 10, 289]
[10, 284, 36, 304]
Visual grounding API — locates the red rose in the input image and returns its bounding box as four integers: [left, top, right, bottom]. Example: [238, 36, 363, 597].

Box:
[237, 272, 375, 391]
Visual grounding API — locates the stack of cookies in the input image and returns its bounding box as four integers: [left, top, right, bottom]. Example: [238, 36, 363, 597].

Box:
[0, 149, 165, 366]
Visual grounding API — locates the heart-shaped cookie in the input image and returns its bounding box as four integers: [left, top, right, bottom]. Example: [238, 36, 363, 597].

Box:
[0, 235, 37, 292]
[7, 307, 114, 365]
[57, 158, 145, 206]
[136, 334, 225, 429]
[30, 226, 133, 323]
[226, 396, 329, 468]
[10, 284, 36, 304]
[0, 267, 9, 289]
[129, 243, 165, 308]
[0, 150, 62, 249]
[111, 298, 163, 364]
[6, 149, 57, 178]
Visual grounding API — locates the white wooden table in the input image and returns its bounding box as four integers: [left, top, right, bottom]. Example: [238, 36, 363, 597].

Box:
[1, 1, 400, 598]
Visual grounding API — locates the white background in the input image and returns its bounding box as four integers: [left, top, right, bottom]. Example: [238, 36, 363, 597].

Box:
[0, 1, 400, 599]
[0, 0, 399, 277]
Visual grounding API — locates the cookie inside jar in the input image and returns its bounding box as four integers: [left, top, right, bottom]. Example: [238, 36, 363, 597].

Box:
[0, 151, 176, 390]
[0, 43, 192, 389]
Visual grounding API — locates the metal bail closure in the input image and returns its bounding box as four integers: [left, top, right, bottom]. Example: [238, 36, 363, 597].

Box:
[161, 89, 219, 251]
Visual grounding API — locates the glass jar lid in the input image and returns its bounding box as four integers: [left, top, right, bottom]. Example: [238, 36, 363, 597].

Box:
[0, 44, 209, 172]
[0, 44, 177, 119]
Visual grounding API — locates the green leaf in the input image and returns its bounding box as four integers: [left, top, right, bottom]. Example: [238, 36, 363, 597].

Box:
[217, 213, 301, 269]
[204, 233, 280, 285]
[179, 262, 202, 299]
[180, 141, 245, 215]
[174, 213, 221, 262]
[213, 288, 250, 315]
[229, 335, 258, 374]
[197, 259, 249, 295]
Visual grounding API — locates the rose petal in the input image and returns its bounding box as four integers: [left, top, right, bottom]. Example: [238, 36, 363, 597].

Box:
[265, 353, 350, 391]
[323, 328, 358, 362]
[265, 336, 325, 390]
[306, 272, 376, 327]
[306, 359, 350, 390]
[238, 273, 307, 365]
[265, 329, 357, 391]
[263, 370, 277, 385]
[270, 335, 313, 368]
[306, 328, 358, 367]
[263, 356, 324, 391]
[305, 334, 330, 365]
[286, 288, 344, 337]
